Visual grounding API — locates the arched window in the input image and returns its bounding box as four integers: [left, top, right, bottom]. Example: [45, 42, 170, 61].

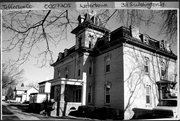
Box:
[105, 81, 112, 104]
[104, 55, 111, 73]
[160, 61, 166, 79]
[144, 57, 149, 74]
[146, 85, 151, 104]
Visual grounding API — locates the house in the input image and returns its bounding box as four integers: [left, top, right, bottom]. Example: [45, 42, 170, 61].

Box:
[38, 12, 177, 119]
[14, 86, 39, 103]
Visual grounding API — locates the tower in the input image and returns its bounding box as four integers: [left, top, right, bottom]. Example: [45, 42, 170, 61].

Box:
[71, 12, 110, 50]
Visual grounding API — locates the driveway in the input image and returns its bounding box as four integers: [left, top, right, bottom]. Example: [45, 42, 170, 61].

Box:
[2, 101, 98, 120]
[2, 101, 40, 120]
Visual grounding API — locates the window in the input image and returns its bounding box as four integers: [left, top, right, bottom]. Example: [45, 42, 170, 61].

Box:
[65, 74, 68, 78]
[162, 86, 167, 99]
[157, 82, 177, 100]
[50, 86, 55, 99]
[105, 81, 111, 104]
[73, 89, 81, 102]
[88, 33, 94, 49]
[78, 37, 82, 48]
[65, 67, 68, 78]
[143, 34, 149, 45]
[77, 60, 81, 77]
[58, 70, 61, 78]
[144, 57, 149, 73]
[89, 67, 92, 75]
[89, 41, 92, 48]
[105, 87, 110, 103]
[88, 85, 92, 103]
[78, 69, 80, 77]
[105, 56, 111, 73]
[159, 40, 165, 49]
[160, 61, 166, 79]
[89, 60, 93, 75]
[146, 85, 151, 104]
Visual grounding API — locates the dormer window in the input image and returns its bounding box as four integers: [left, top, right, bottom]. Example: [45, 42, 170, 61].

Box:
[58, 52, 63, 60]
[140, 34, 149, 45]
[64, 49, 68, 56]
[144, 38, 149, 44]
[159, 40, 165, 50]
[143, 34, 149, 44]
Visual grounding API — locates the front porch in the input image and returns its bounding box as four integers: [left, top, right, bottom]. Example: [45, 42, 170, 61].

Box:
[48, 78, 86, 117]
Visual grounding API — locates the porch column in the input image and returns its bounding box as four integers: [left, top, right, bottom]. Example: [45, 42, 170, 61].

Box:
[82, 72, 87, 105]
[59, 82, 66, 116]
[60, 82, 65, 102]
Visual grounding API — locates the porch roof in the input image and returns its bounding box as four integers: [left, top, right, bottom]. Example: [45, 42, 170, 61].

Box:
[156, 80, 177, 85]
[39, 78, 84, 86]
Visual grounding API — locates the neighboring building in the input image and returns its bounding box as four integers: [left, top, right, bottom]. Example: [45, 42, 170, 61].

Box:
[14, 86, 39, 103]
[39, 13, 177, 119]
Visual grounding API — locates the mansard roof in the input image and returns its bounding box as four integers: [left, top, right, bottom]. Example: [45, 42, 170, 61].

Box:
[94, 26, 177, 60]
[52, 25, 177, 67]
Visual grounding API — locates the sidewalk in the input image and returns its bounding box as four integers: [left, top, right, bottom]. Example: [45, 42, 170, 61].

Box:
[2, 105, 20, 120]
[144, 118, 180, 120]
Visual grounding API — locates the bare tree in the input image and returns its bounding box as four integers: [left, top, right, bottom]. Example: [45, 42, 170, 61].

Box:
[100, 9, 177, 45]
[6, 86, 14, 100]
[159, 10, 177, 46]
[26, 81, 39, 89]
[2, 10, 78, 67]
[2, 61, 24, 89]
[2, 10, 177, 67]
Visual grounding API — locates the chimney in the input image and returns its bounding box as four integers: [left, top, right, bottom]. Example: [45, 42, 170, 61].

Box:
[130, 25, 140, 40]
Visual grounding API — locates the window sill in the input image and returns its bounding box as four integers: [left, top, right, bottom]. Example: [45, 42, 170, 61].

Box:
[144, 72, 149, 75]
[87, 102, 93, 105]
[145, 103, 151, 107]
[105, 72, 111, 74]
[104, 103, 111, 107]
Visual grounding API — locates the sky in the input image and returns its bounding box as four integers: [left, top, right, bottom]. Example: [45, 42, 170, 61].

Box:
[2, 9, 178, 87]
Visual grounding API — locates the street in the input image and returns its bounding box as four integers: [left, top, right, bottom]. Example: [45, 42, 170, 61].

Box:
[2, 101, 98, 120]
